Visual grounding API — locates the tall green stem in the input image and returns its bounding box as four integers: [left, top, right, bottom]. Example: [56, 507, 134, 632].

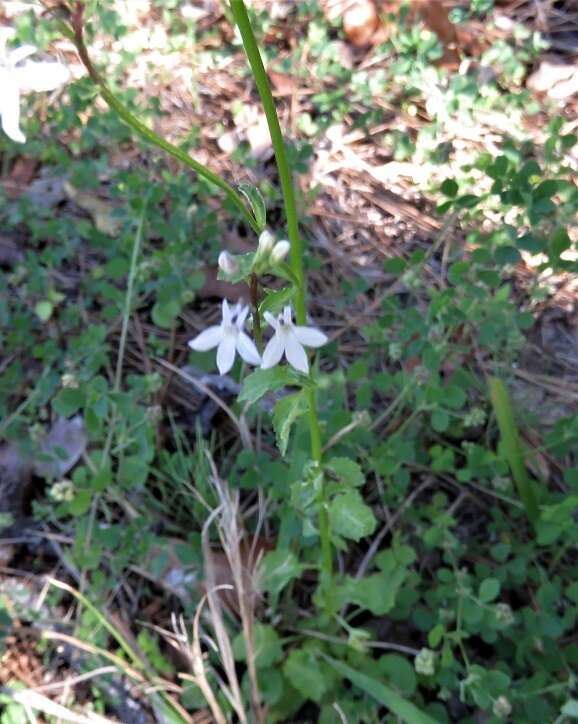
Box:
[228, 1, 305, 322]
[230, 0, 333, 598]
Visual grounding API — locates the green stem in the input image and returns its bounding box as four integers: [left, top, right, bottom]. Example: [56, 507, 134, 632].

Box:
[228, 1, 305, 322]
[230, 0, 333, 602]
[249, 273, 264, 352]
[70, 15, 258, 234]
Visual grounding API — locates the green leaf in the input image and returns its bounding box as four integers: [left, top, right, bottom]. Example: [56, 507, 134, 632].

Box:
[428, 623, 445, 648]
[272, 391, 309, 456]
[35, 300, 54, 322]
[152, 299, 181, 329]
[455, 194, 480, 209]
[494, 245, 521, 266]
[431, 409, 449, 432]
[488, 376, 539, 525]
[384, 257, 407, 274]
[259, 285, 296, 317]
[328, 490, 376, 542]
[68, 489, 91, 516]
[479, 577, 501, 603]
[118, 456, 149, 488]
[283, 649, 328, 702]
[238, 367, 303, 406]
[440, 179, 458, 198]
[53, 388, 84, 416]
[565, 581, 578, 604]
[324, 657, 439, 724]
[378, 654, 417, 696]
[233, 624, 283, 667]
[336, 569, 406, 615]
[532, 179, 559, 201]
[325, 457, 365, 487]
[260, 549, 302, 596]
[238, 182, 266, 231]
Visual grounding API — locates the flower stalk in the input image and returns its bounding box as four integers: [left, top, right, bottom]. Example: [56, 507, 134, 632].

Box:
[68, 3, 259, 234]
[229, 0, 333, 603]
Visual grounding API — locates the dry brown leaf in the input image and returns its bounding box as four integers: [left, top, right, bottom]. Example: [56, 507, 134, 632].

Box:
[64, 182, 123, 236]
[343, 0, 379, 46]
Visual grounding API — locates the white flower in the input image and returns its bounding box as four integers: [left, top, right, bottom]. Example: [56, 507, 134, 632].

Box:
[188, 299, 261, 375]
[271, 240, 290, 264]
[261, 305, 327, 374]
[0, 28, 69, 144]
[257, 230, 275, 256]
[218, 250, 239, 276]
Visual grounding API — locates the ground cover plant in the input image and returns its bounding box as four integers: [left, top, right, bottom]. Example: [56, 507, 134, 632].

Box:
[1, 0, 578, 721]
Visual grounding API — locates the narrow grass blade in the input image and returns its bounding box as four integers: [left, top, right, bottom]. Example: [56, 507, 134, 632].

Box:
[324, 656, 440, 724]
[487, 376, 539, 525]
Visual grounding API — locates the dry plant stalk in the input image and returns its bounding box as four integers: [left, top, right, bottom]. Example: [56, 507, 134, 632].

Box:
[202, 453, 265, 724]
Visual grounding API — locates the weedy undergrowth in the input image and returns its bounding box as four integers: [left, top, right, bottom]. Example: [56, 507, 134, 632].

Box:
[1, 1, 578, 722]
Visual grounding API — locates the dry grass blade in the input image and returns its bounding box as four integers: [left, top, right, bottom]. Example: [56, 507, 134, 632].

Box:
[201, 503, 249, 724]
[190, 597, 228, 724]
[0, 688, 118, 724]
[155, 358, 254, 450]
[205, 452, 264, 723]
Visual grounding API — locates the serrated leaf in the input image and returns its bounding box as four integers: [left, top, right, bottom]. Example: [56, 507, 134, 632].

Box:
[336, 569, 406, 615]
[260, 549, 302, 596]
[238, 182, 266, 231]
[328, 490, 376, 542]
[272, 390, 308, 456]
[238, 367, 302, 406]
[326, 457, 365, 487]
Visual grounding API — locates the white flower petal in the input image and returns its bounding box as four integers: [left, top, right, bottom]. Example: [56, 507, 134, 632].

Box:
[283, 306, 292, 325]
[261, 333, 285, 369]
[257, 230, 275, 255]
[236, 332, 261, 366]
[8, 45, 37, 67]
[0, 73, 24, 143]
[235, 304, 250, 329]
[294, 325, 328, 348]
[285, 333, 309, 374]
[188, 325, 222, 351]
[216, 333, 237, 375]
[15, 60, 69, 92]
[263, 311, 278, 330]
[218, 250, 239, 276]
[271, 240, 290, 264]
[222, 298, 233, 325]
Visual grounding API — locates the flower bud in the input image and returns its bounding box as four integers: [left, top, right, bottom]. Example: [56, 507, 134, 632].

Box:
[414, 648, 435, 676]
[218, 250, 239, 276]
[493, 696, 512, 719]
[271, 240, 290, 264]
[257, 230, 275, 256]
